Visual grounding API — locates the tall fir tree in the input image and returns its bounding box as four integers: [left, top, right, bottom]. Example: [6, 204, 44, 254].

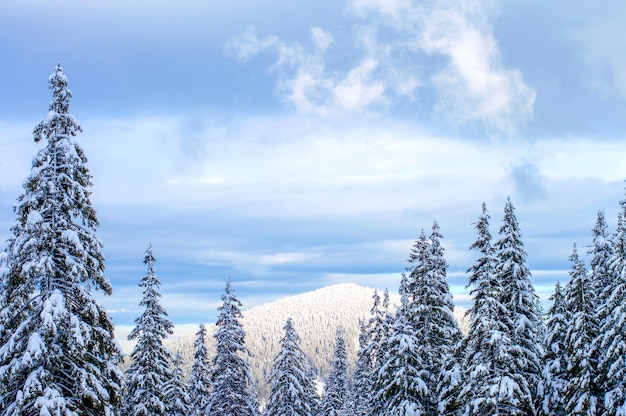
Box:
[561, 245, 601, 416]
[374, 289, 429, 415]
[208, 280, 258, 416]
[452, 203, 519, 415]
[188, 324, 212, 416]
[353, 320, 373, 416]
[599, 196, 626, 415]
[588, 210, 613, 408]
[365, 289, 391, 416]
[266, 318, 318, 416]
[493, 197, 544, 415]
[165, 352, 191, 416]
[540, 282, 568, 416]
[0, 63, 123, 415]
[123, 245, 174, 416]
[320, 328, 350, 416]
[404, 222, 462, 415]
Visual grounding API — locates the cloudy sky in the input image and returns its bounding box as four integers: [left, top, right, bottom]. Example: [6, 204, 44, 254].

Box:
[1, 0, 626, 343]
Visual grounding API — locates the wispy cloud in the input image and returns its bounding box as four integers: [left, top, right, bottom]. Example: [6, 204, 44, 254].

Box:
[226, 0, 535, 133]
[417, 2, 535, 133]
[226, 26, 392, 116]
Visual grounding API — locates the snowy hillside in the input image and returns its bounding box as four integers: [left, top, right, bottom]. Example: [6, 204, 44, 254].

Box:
[168, 283, 467, 398]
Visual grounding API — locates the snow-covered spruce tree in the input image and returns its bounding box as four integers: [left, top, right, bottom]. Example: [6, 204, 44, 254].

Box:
[266, 318, 318, 416]
[404, 222, 462, 415]
[450, 202, 519, 415]
[588, 210, 613, 408]
[374, 288, 429, 416]
[364, 289, 390, 415]
[493, 197, 543, 415]
[188, 324, 212, 416]
[207, 280, 258, 416]
[561, 244, 601, 416]
[320, 328, 350, 416]
[165, 352, 191, 416]
[123, 245, 174, 416]
[599, 198, 626, 415]
[0, 63, 123, 415]
[353, 320, 373, 416]
[540, 281, 568, 416]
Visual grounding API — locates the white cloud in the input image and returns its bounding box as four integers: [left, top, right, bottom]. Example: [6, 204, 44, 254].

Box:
[332, 58, 387, 112]
[225, 26, 281, 62]
[2, 114, 624, 330]
[418, 3, 535, 133]
[227, 0, 535, 133]
[194, 249, 317, 276]
[226, 26, 411, 117]
[4, 116, 622, 219]
[346, 0, 414, 20]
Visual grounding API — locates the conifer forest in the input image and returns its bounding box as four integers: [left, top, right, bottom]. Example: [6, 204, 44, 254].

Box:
[3, 64, 626, 416]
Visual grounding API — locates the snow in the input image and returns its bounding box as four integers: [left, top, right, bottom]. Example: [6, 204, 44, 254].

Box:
[26, 210, 43, 225]
[62, 229, 84, 251]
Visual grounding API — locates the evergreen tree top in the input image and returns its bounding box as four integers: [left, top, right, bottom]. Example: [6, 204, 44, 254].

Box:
[34, 62, 82, 143]
[468, 202, 494, 256]
[128, 244, 173, 342]
[217, 278, 244, 322]
[547, 281, 566, 317]
[496, 197, 527, 255]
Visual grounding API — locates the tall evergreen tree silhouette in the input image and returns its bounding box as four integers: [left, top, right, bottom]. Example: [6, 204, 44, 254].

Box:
[124, 245, 174, 416]
[208, 280, 258, 416]
[0, 63, 123, 415]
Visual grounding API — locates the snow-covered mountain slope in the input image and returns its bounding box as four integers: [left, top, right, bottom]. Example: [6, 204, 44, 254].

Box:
[168, 282, 468, 396]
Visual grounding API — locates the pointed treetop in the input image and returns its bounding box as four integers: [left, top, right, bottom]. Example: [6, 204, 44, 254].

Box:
[407, 229, 429, 269]
[592, 210, 608, 236]
[34, 62, 81, 143]
[370, 289, 380, 314]
[48, 62, 72, 114]
[144, 243, 156, 264]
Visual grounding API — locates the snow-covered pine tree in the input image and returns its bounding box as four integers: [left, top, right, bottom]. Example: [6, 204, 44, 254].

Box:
[364, 288, 393, 415]
[599, 196, 626, 415]
[320, 328, 350, 416]
[266, 318, 318, 416]
[452, 202, 519, 415]
[353, 320, 373, 416]
[0, 63, 123, 415]
[188, 324, 212, 416]
[540, 281, 568, 416]
[374, 289, 429, 415]
[561, 244, 601, 416]
[588, 210, 613, 408]
[493, 197, 543, 415]
[165, 352, 191, 416]
[123, 245, 174, 416]
[404, 222, 462, 415]
[208, 280, 258, 416]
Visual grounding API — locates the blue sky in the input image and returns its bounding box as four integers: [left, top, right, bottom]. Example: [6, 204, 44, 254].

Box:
[1, 0, 626, 344]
